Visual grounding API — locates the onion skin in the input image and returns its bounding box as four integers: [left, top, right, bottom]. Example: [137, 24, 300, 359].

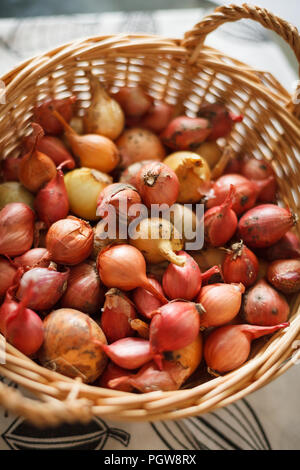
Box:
[34, 164, 69, 227]
[97, 362, 133, 392]
[120, 159, 158, 187]
[163, 151, 211, 203]
[61, 261, 104, 314]
[0, 203, 35, 257]
[136, 161, 179, 207]
[204, 185, 238, 246]
[0, 257, 17, 300]
[140, 101, 174, 133]
[265, 231, 300, 261]
[222, 241, 259, 287]
[161, 116, 211, 150]
[65, 167, 112, 221]
[197, 283, 245, 328]
[96, 183, 142, 221]
[33, 96, 76, 135]
[242, 279, 289, 325]
[197, 103, 243, 141]
[190, 247, 226, 273]
[132, 277, 165, 319]
[207, 174, 258, 215]
[16, 267, 69, 311]
[116, 127, 166, 168]
[14, 248, 49, 269]
[149, 301, 201, 363]
[162, 251, 202, 301]
[101, 338, 153, 370]
[23, 134, 75, 169]
[204, 323, 289, 373]
[0, 182, 34, 211]
[238, 204, 296, 248]
[267, 259, 300, 294]
[39, 309, 108, 383]
[46, 216, 94, 265]
[100, 288, 136, 343]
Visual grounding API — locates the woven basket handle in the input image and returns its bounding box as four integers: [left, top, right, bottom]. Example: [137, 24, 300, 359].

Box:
[183, 3, 300, 113]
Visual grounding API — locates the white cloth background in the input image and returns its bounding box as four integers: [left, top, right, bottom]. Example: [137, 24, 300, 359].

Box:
[0, 6, 299, 450]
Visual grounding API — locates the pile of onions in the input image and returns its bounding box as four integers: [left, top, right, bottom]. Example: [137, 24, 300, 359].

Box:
[204, 323, 288, 374]
[163, 151, 211, 203]
[130, 217, 185, 266]
[135, 161, 179, 207]
[0, 202, 35, 257]
[238, 204, 296, 248]
[46, 216, 94, 265]
[222, 240, 259, 287]
[0, 182, 34, 211]
[61, 261, 104, 314]
[83, 76, 124, 140]
[242, 279, 289, 325]
[197, 283, 245, 328]
[100, 288, 136, 343]
[16, 266, 69, 311]
[64, 167, 112, 221]
[116, 128, 166, 168]
[97, 244, 167, 303]
[53, 110, 120, 173]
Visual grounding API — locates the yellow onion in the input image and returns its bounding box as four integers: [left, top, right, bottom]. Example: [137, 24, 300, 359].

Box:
[69, 116, 84, 134]
[194, 141, 222, 169]
[0, 182, 34, 210]
[64, 167, 112, 220]
[83, 76, 124, 140]
[163, 151, 211, 203]
[53, 110, 120, 173]
[167, 203, 197, 244]
[130, 217, 185, 266]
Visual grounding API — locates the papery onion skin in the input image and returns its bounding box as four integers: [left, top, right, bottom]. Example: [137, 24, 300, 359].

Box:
[204, 323, 288, 373]
[0, 257, 17, 300]
[14, 248, 49, 269]
[16, 267, 69, 311]
[222, 241, 259, 287]
[162, 251, 202, 301]
[267, 259, 300, 294]
[61, 261, 104, 314]
[46, 216, 94, 265]
[136, 161, 179, 207]
[65, 167, 112, 221]
[0, 203, 35, 257]
[0, 182, 34, 211]
[116, 127, 166, 168]
[238, 204, 296, 248]
[265, 231, 300, 261]
[34, 96, 76, 135]
[133, 277, 165, 319]
[161, 116, 211, 150]
[96, 182, 142, 221]
[242, 279, 289, 326]
[38, 308, 107, 383]
[100, 288, 136, 343]
[101, 337, 153, 370]
[197, 283, 245, 328]
[97, 362, 133, 392]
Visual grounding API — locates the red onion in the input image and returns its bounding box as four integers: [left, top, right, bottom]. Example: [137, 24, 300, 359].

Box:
[222, 241, 259, 287]
[161, 116, 211, 150]
[197, 103, 243, 140]
[0, 257, 17, 300]
[197, 283, 245, 328]
[267, 259, 300, 294]
[101, 337, 153, 370]
[265, 231, 300, 261]
[149, 301, 201, 367]
[100, 288, 136, 343]
[60, 261, 104, 314]
[204, 322, 289, 373]
[34, 162, 70, 227]
[238, 204, 296, 248]
[46, 216, 94, 265]
[0, 203, 35, 257]
[114, 87, 152, 117]
[119, 160, 158, 187]
[33, 96, 76, 135]
[97, 362, 133, 392]
[242, 279, 289, 325]
[241, 156, 274, 181]
[204, 184, 238, 246]
[136, 161, 179, 207]
[23, 134, 75, 169]
[1, 156, 23, 181]
[14, 248, 49, 269]
[132, 277, 165, 319]
[96, 182, 141, 221]
[140, 101, 174, 133]
[16, 266, 69, 311]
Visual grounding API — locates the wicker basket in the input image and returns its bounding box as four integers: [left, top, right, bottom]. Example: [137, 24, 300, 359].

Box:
[1, 3, 300, 427]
